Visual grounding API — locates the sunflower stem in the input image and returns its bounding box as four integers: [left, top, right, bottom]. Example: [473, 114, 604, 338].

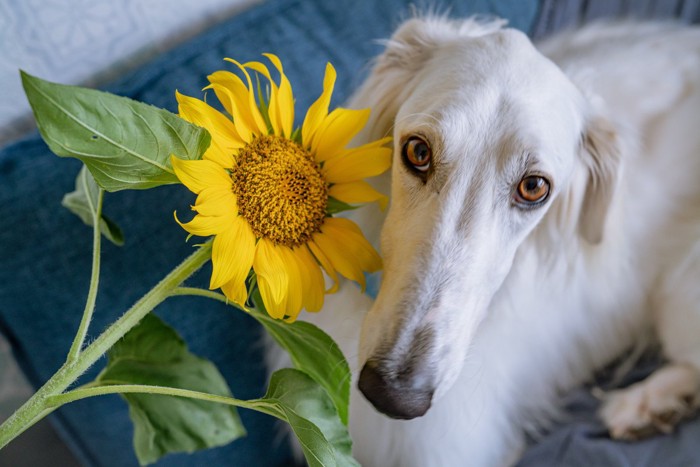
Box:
[0, 242, 212, 450]
[66, 184, 104, 364]
[45, 384, 278, 417]
[170, 287, 229, 305]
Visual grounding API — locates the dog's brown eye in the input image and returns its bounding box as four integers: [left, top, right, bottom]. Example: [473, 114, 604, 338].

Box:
[402, 137, 431, 173]
[516, 176, 550, 204]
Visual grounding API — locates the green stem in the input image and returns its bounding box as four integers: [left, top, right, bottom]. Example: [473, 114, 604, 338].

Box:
[172, 287, 279, 327]
[66, 187, 104, 364]
[170, 287, 229, 304]
[0, 242, 212, 449]
[46, 384, 282, 420]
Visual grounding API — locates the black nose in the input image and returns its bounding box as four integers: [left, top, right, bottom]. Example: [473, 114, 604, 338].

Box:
[358, 361, 433, 420]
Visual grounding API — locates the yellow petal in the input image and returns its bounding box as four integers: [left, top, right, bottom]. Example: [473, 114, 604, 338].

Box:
[176, 91, 245, 156]
[171, 156, 231, 194]
[263, 54, 294, 138]
[293, 246, 325, 312]
[323, 146, 392, 183]
[210, 217, 256, 290]
[276, 246, 303, 322]
[192, 186, 238, 217]
[329, 180, 388, 210]
[244, 60, 281, 136]
[174, 210, 233, 237]
[223, 58, 268, 135]
[327, 218, 382, 273]
[311, 107, 371, 162]
[313, 232, 364, 289]
[302, 63, 336, 147]
[307, 239, 339, 294]
[201, 145, 236, 169]
[206, 71, 256, 142]
[313, 217, 382, 290]
[205, 72, 236, 115]
[353, 135, 393, 150]
[220, 276, 249, 308]
[254, 239, 289, 319]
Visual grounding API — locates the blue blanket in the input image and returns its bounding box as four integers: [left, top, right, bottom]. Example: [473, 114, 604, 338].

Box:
[2, 0, 699, 465]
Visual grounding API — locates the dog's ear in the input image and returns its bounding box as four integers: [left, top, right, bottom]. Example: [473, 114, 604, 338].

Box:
[348, 17, 506, 141]
[577, 116, 621, 244]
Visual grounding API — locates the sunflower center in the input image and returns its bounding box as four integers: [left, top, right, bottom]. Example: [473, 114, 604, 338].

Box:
[231, 135, 328, 247]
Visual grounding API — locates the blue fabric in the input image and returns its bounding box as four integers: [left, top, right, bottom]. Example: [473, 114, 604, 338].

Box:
[0, 1, 539, 466]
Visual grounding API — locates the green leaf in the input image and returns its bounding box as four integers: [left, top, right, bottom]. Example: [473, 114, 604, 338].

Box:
[96, 314, 245, 465]
[20, 71, 210, 191]
[251, 291, 351, 426]
[251, 369, 358, 467]
[61, 165, 124, 246]
[326, 197, 359, 215]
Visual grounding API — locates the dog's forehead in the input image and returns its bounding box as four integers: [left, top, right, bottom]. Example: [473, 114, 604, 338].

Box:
[396, 29, 584, 163]
[443, 29, 566, 90]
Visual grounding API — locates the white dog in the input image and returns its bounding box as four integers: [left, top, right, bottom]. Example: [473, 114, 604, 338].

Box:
[286, 16, 700, 466]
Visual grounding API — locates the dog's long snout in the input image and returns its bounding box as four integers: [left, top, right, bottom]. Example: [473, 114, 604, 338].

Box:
[358, 360, 434, 420]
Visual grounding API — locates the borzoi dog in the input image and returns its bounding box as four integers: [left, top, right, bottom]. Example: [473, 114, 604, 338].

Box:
[287, 17, 700, 466]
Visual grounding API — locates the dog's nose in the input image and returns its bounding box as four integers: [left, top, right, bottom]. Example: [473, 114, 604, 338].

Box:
[358, 360, 433, 420]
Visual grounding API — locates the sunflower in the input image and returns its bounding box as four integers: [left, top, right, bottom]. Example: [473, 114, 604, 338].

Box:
[171, 54, 391, 321]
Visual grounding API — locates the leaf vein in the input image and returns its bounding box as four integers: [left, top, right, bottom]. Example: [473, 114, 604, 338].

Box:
[28, 80, 174, 174]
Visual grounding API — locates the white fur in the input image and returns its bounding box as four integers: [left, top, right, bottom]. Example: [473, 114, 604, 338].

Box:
[273, 17, 700, 466]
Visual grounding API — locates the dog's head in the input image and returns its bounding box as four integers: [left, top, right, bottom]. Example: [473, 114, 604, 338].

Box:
[353, 17, 621, 419]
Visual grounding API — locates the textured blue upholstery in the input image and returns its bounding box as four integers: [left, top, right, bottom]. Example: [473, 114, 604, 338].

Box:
[0, 1, 539, 465]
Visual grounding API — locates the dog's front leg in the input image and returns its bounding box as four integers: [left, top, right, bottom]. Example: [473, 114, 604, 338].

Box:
[601, 240, 700, 439]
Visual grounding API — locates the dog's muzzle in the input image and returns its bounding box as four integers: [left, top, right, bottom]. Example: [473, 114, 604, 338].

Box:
[358, 360, 434, 420]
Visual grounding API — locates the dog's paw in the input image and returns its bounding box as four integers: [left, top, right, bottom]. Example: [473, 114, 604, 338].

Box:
[600, 364, 700, 441]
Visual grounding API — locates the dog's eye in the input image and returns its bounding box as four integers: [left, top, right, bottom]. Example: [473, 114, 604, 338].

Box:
[402, 137, 432, 174]
[516, 176, 550, 205]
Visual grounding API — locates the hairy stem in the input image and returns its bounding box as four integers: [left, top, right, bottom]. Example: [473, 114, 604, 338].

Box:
[0, 242, 212, 449]
[46, 384, 282, 420]
[170, 287, 229, 305]
[66, 186, 104, 364]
